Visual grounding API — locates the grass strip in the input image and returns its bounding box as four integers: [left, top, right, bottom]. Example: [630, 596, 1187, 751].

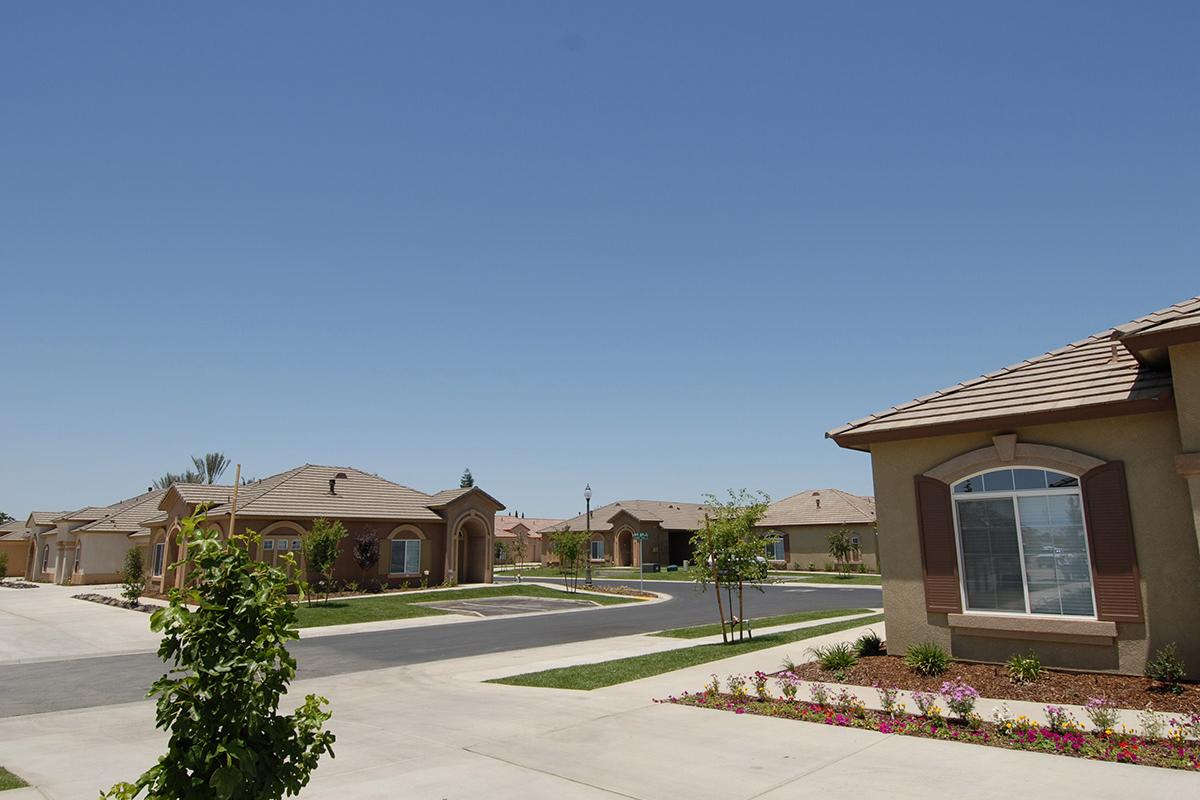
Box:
[0, 767, 28, 791]
[487, 614, 884, 690]
[294, 584, 634, 628]
[782, 573, 881, 586]
[652, 608, 875, 639]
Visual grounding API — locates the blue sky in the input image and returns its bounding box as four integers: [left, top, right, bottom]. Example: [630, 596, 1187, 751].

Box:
[2, 2, 1197, 519]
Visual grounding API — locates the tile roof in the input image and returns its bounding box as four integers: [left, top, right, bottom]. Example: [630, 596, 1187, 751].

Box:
[827, 296, 1196, 449]
[76, 489, 170, 533]
[547, 500, 710, 533]
[0, 520, 28, 541]
[757, 488, 876, 528]
[206, 465, 445, 521]
[27, 512, 66, 527]
[494, 515, 564, 539]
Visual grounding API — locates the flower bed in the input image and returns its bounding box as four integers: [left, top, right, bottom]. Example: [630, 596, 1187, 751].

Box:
[73, 593, 157, 614]
[661, 673, 1200, 771]
[790, 655, 1200, 715]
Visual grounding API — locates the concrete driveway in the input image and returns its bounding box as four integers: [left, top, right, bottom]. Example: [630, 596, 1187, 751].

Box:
[0, 583, 161, 665]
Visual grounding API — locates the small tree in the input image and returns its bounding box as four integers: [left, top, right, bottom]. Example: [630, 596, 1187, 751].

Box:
[103, 512, 335, 800]
[460, 468, 475, 488]
[828, 528, 860, 576]
[689, 490, 770, 644]
[121, 547, 146, 606]
[302, 518, 347, 605]
[510, 528, 529, 582]
[548, 529, 588, 593]
[351, 532, 380, 590]
[0, 551, 8, 580]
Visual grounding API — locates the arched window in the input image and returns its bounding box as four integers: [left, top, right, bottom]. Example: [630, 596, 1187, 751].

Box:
[952, 467, 1094, 617]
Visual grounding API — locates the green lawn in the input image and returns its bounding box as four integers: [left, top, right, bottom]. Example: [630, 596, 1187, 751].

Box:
[779, 572, 881, 586]
[496, 566, 881, 585]
[0, 767, 27, 791]
[487, 613, 884, 690]
[293, 584, 636, 628]
[652, 608, 875, 639]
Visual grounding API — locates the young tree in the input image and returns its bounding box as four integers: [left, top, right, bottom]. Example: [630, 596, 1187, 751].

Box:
[0, 551, 8, 581]
[547, 529, 588, 593]
[689, 490, 771, 644]
[104, 512, 335, 800]
[510, 528, 529, 582]
[827, 528, 860, 576]
[351, 532, 380, 590]
[121, 547, 146, 607]
[302, 518, 348, 605]
[459, 468, 475, 488]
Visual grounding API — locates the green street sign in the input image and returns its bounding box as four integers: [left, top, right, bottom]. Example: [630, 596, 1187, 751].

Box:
[633, 531, 649, 541]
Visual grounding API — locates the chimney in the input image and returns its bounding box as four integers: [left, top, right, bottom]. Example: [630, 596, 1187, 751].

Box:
[816, 498, 821, 509]
[329, 478, 337, 494]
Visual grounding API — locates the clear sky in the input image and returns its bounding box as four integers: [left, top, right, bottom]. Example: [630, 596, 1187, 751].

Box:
[2, 2, 1197, 520]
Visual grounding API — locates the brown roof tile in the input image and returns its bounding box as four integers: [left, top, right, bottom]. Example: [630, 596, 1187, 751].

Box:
[546, 500, 710, 533]
[757, 488, 875, 528]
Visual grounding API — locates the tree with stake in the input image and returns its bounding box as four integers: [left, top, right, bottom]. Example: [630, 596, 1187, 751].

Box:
[548, 529, 588, 593]
[120, 547, 145, 607]
[302, 518, 347, 605]
[689, 490, 770, 644]
[827, 528, 860, 576]
[103, 512, 334, 800]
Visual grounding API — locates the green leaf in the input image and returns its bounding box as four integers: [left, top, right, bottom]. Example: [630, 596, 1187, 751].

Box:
[210, 764, 242, 799]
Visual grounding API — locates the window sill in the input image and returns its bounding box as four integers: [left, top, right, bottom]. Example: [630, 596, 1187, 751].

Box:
[947, 613, 1117, 645]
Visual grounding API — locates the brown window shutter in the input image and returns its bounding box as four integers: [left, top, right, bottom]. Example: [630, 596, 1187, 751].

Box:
[1080, 461, 1144, 623]
[914, 475, 962, 613]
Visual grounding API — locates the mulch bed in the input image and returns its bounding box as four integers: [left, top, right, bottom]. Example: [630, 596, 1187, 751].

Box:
[73, 593, 158, 614]
[790, 654, 1200, 714]
[576, 584, 656, 599]
[0, 579, 39, 589]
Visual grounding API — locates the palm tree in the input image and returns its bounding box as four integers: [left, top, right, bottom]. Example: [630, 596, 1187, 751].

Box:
[192, 453, 231, 484]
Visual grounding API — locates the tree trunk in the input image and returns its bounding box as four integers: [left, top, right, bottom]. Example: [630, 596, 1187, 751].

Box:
[713, 565, 728, 644]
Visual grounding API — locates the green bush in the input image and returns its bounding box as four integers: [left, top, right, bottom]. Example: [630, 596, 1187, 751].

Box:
[855, 629, 884, 657]
[809, 642, 858, 680]
[120, 548, 145, 606]
[104, 512, 335, 800]
[905, 641, 951, 676]
[302, 518, 348, 604]
[1005, 651, 1044, 684]
[1146, 643, 1187, 693]
[0, 551, 7, 581]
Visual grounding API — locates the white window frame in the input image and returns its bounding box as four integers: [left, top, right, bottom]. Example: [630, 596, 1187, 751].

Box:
[765, 538, 784, 561]
[950, 467, 1098, 620]
[263, 539, 275, 551]
[590, 539, 605, 561]
[389, 539, 422, 576]
[152, 542, 166, 577]
[74, 544, 82, 572]
[41, 544, 49, 572]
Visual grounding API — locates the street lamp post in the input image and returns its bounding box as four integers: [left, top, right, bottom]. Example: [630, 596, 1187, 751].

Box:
[584, 484, 592, 587]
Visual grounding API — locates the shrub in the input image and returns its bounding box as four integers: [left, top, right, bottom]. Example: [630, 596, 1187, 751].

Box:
[1006, 651, 1044, 684]
[1084, 696, 1121, 733]
[302, 518, 348, 605]
[120, 548, 145, 606]
[0, 551, 7, 580]
[855, 629, 884, 657]
[103, 512, 334, 800]
[1146, 643, 1186, 693]
[351, 532, 380, 587]
[904, 642, 951, 676]
[808, 642, 858, 680]
[939, 678, 979, 720]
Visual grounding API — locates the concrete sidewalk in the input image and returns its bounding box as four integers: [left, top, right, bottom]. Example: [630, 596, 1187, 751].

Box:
[0, 620, 1194, 798]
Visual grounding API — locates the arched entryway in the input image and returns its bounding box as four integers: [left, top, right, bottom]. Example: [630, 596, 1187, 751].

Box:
[616, 529, 633, 567]
[452, 514, 490, 584]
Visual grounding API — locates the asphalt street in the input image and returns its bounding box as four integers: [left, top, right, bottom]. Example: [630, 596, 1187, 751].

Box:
[0, 579, 881, 717]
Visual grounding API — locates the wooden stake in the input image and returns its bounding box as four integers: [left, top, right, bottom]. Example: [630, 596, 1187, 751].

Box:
[229, 464, 241, 539]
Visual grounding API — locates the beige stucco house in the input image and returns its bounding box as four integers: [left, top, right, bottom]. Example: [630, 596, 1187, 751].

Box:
[0, 520, 31, 579]
[25, 494, 167, 585]
[494, 515, 562, 565]
[828, 296, 1200, 677]
[757, 488, 878, 570]
[144, 464, 505, 592]
[544, 500, 709, 568]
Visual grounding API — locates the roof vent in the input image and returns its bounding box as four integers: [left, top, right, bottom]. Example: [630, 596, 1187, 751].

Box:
[335, 472, 348, 479]
[329, 478, 337, 495]
[815, 498, 821, 509]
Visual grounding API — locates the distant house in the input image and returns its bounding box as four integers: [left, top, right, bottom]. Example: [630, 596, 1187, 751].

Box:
[145, 464, 505, 592]
[544, 500, 709, 567]
[757, 489, 877, 570]
[0, 520, 30, 578]
[25, 494, 165, 585]
[828, 295, 1200, 676]
[494, 515, 563, 565]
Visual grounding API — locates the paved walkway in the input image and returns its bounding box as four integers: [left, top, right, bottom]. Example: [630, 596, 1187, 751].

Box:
[0, 621, 1194, 798]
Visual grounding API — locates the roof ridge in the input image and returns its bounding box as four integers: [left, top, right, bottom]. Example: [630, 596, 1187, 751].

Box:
[222, 464, 311, 515]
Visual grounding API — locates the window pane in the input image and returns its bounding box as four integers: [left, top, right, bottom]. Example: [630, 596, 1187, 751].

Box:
[981, 469, 1015, 492]
[404, 540, 421, 574]
[1018, 495, 1093, 616]
[390, 540, 407, 573]
[956, 498, 1025, 612]
[1046, 471, 1079, 488]
[292, 539, 302, 551]
[953, 475, 986, 494]
[264, 539, 274, 551]
[1012, 469, 1047, 491]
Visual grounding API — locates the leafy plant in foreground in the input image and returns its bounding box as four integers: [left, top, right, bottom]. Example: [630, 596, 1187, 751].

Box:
[1146, 643, 1186, 693]
[855, 629, 884, 657]
[808, 642, 858, 680]
[1005, 650, 1043, 684]
[103, 512, 335, 800]
[904, 641, 951, 677]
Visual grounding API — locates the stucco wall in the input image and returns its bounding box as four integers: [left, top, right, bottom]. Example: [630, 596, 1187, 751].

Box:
[0, 540, 28, 579]
[774, 522, 878, 571]
[74, 532, 137, 584]
[869, 410, 1200, 676]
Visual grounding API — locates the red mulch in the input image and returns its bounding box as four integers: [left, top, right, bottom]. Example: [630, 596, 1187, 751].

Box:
[790, 655, 1200, 715]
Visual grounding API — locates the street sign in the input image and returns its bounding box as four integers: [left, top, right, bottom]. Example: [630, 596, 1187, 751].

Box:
[634, 532, 648, 592]
[633, 531, 649, 541]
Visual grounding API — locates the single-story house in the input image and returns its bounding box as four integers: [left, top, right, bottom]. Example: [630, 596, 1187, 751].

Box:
[828, 295, 1200, 677]
[25, 495, 164, 585]
[543, 500, 709, 567]
[757, 488, 878, 570]
[494, 515, 563, 564]
[0, 520, 30, 578]
[145, 464, 505, 592]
